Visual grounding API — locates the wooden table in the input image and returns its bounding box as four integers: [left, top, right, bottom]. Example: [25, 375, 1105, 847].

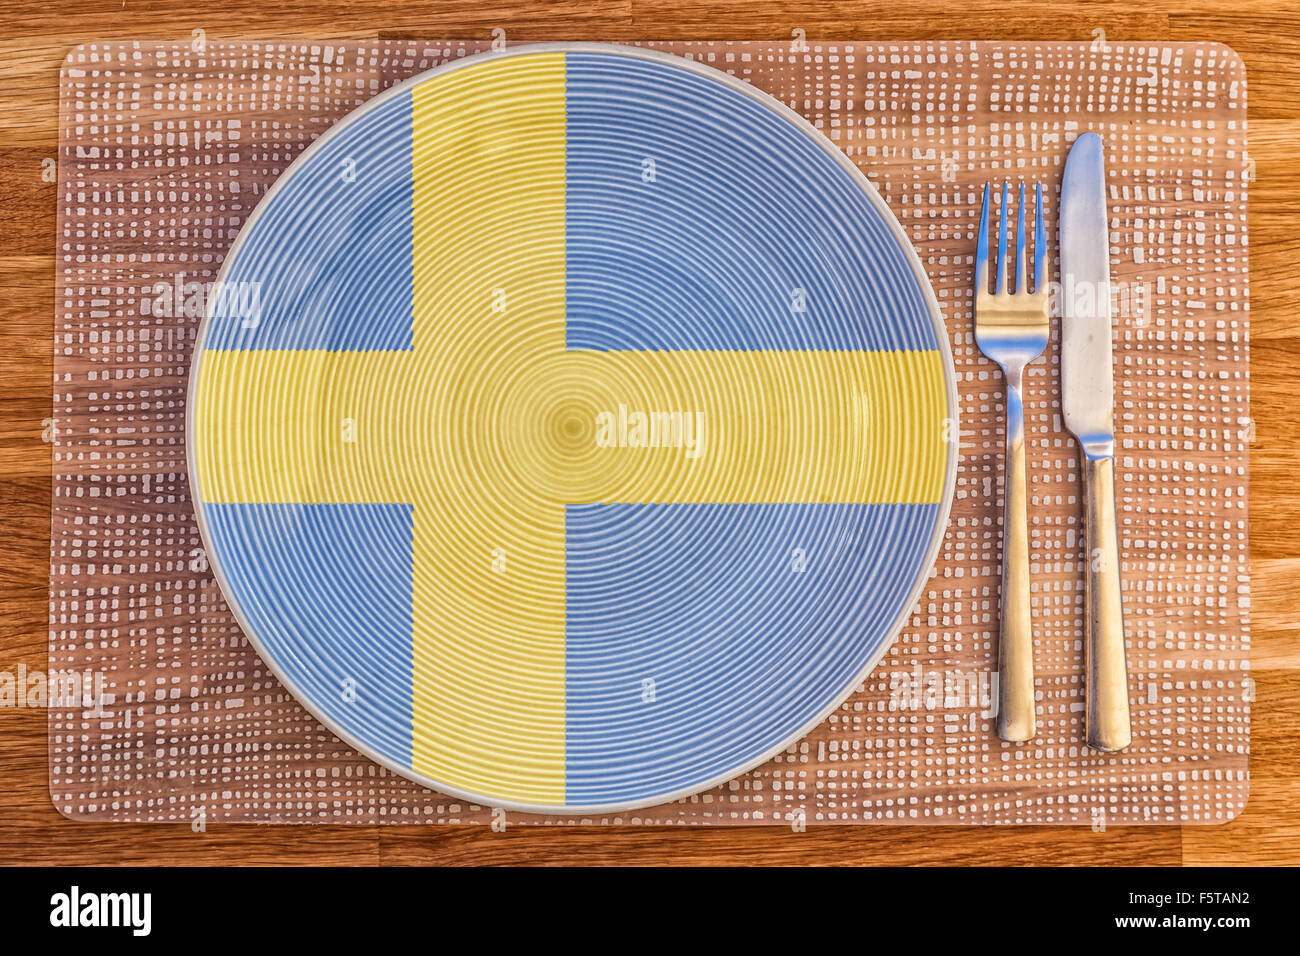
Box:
[2, 1, 1296, 866]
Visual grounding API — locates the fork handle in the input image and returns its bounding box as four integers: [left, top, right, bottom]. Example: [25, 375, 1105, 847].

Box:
[1081, 453, 1132, 752]
[996, 374, 1035, 742]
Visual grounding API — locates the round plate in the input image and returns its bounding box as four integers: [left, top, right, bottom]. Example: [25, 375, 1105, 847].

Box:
[188, 42, 957, 814]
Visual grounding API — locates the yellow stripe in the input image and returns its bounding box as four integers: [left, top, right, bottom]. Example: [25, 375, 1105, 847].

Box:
[193, 349, 947, 506]
[410, 52, 568, 803]
[192, 349, 417, 505]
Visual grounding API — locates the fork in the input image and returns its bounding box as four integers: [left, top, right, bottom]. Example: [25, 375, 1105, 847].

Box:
[974, 181, 1049, 743]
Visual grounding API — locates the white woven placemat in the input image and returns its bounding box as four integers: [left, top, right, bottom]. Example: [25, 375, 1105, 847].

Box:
[49, 38, 1249, 825]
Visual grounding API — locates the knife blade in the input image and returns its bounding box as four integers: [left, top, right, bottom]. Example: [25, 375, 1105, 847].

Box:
[1061, 133, 1114, 454]
[1059, 132, 1132, 752]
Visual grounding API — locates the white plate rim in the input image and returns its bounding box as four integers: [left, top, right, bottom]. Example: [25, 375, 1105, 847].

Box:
[185, 40, 961, 816]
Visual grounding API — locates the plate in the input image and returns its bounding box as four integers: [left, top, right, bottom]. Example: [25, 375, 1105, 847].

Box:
[188, 42, 957, 813]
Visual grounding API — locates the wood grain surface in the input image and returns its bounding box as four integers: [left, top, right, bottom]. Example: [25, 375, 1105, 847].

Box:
[2, 0, 1298, 866]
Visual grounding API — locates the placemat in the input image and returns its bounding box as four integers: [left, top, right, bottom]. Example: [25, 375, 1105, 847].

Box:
[49, 38, 1250, 825]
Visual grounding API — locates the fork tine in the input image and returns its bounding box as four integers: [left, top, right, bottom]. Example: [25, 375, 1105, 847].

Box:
[1034, 182, 1047, 294]
[976, 182, 989, 294]
[995, 181, 1009, 295]
[1015, 181, 1027, 293]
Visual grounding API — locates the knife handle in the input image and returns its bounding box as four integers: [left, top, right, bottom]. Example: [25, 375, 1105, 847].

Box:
[996, 374, 1035, 742]
[1081, 453, 1132, 752]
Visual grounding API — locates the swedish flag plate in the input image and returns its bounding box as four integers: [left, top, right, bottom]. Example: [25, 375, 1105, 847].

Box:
[188, 43, 957, 814]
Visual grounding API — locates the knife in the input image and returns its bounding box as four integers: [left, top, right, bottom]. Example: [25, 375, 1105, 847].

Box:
[1059, 132, 1132, 752]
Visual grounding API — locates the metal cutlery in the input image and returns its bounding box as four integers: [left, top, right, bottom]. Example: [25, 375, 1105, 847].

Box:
[974, 180, 1049, 743]
[1060, 132, 1132, 752]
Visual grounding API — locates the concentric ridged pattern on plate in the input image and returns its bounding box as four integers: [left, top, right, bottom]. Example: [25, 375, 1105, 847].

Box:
[189, 46, 953, 811]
